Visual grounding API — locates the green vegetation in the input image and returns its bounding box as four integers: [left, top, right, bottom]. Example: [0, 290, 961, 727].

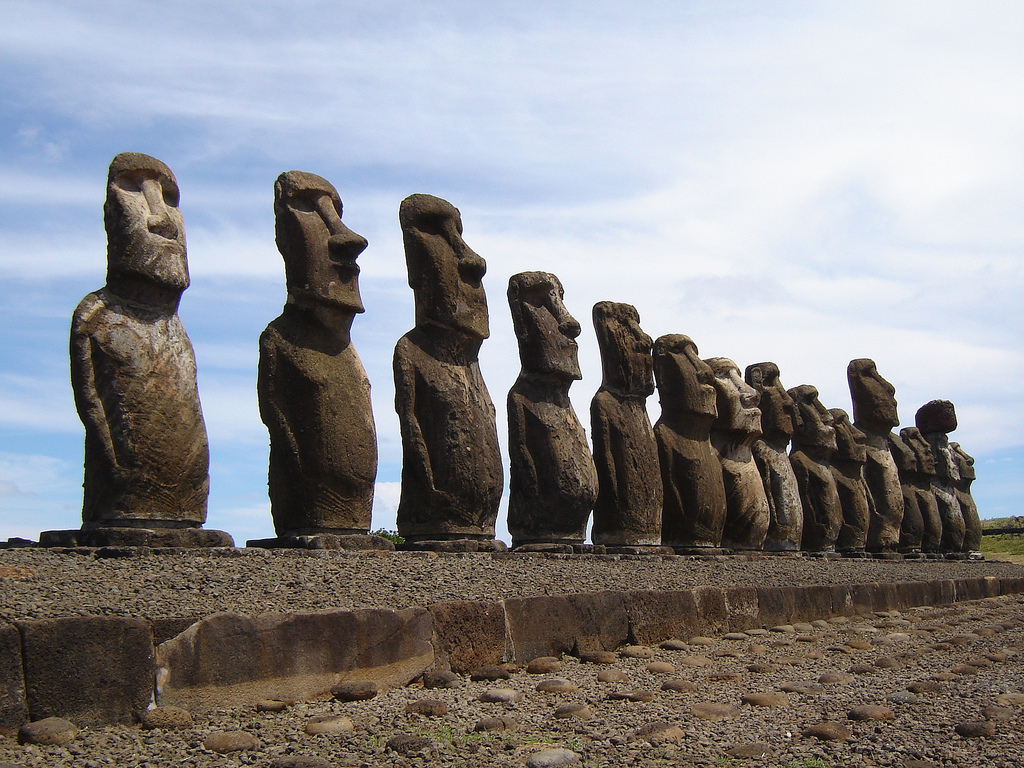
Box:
[981, 534, 1024, 557]
[981, 516, 1024, 529]
[371, 528, 405, 545]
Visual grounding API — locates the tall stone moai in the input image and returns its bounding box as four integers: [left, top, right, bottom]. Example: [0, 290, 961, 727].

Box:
[46, 152, 232, 548]
[393, 194, 504, 551]
[887, 430, 925, 553]
[252, 171, 385, 551]
[847, 359, 904, 552]
[950, 442, 982, 553]
[788, 385, 842, 552]
[506, 272, 598, 550]
[653, 335, 727, 550]
[829, 408, 871, 553]
[916, 400, 966, 553]
[705, 358, 769, 551]
[898, 427, 944, 553]
[590, 302, 665, 550]
[745, 362, 803, 551]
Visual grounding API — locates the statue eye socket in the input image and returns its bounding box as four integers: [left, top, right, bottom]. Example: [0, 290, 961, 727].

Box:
[162, 185, 180, 207]
[288, 192, 319, 213]
[113, 173, 143, 193]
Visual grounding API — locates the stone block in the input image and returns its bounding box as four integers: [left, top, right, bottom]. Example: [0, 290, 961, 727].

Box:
[505, 591, 628, 661]
[954, 578, 986, 602]
[428, 600, 507, 674]
[892, 581, 929, 610]
[723, 586, 759, 631]
[983, 576, 1001, 598]
[691, 586, 728, 636]
[623, 590, 701, 646]
[792, 585, 835, 622]
[755, 586, 796, 627]
[849, 582, 883, 615]
[874, 582, 899, 612]
[999, 577, 1024, 596]
[156, 608, 432, 711]
[928, 579, 956, 605]
[0, 622, 26, 732]
[18, 616, 154, 726]
[149, 617, 204, 646]
[829, 584, 854, 617]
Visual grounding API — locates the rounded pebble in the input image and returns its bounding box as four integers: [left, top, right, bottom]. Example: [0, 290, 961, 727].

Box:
[17, 717, 78, 746]
[304, 715, 354, 735]
[142, 706, 194, 730]
[480, 688, 524, 703]
[203, 730, 260, 753]
[526, 747, 581, 768]
[848, 704, 894, 721]
[802, 722, 852, 741]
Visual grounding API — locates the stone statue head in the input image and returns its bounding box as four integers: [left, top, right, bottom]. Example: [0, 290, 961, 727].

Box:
[887, 430, 917, 474]
[400, 193, 488, 340]
[829, 407, 866, 463]
[950, 442, 975, 482]
[705, 357, 761, 436]
[507, 271, 581, 381]
[788, 384, 837, 452]
[653, 334, 717, 418]
[900, 426, 936, 476]
[593, 301, 654, 397]
[916, 399, 957, 435]
[744, 362, 796, 441]
[847, 358, 898, 433]
[274, 170, 367, 313]
[103, 152, 188, 292]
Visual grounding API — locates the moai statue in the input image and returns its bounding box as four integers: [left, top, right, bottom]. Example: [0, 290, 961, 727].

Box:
[590, 302, 665, 550]
[745, 362, 803, 551]
[506, 272, 597, 550]
[887, 431, 925, 553]
[252, 171, 384, 550]
[829, 408, 871, 553]
[46, 152, 232, 548]
[899, 427, 944, 553]
[654, 335, 727, 549]
[705, 358, 769, 551]
[393, 194, 504, 550]
[950, 442, 982, 552]
[847, 359, 904, 552]
[916, 400, 965, 553]
[788, 385, 842, 552]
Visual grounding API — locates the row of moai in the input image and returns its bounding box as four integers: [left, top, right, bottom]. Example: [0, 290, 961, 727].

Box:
[40, 153, 981, 556]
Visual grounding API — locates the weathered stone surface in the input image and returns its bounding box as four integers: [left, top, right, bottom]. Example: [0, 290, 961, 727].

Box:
[955, 720, 996, 738]
[706, 357, 768, 550]
[590, 302, 662, 545]
[507, 272, 597, 547]
[848, 359, 904, 551]
[271, 758, 333, 768]
[204, 730, 260, 753]
[479, 688, 523, 703]
[535, 678, 578, 693]
[726, 742, 776, 758]
[830, 408, 871, 552]
[888, 431, 924, 552]
[526, 656, 562, 674]
[742, 691, 789, 707]
[950, 442, 982, 552]
[141, 705, 193, 730]
[691, 702, 741, 720]
[421, 670, 460, 688]
[0, 622, 26, 730]
[156, 607, 432, 710]
[633, 721, 685, 743]
[470, 665, 511, 681]
[553, 703, 592, 720]
[17, 716, 78, 745]
[608, 689, 654, 702]
[802, 722, 852, 741]
[915, 402, 966, 554]
[386, 734, 433, 755]
[505, 591, 628, 661]
[475, 714, 519, 730]
[331, 681, 377, 701]
[848, 704, 894, 720]
[527, 748, 581, 768]
[68, 153, 210, 531]
[646, 662, 675, 674]
[788, 385, 841, 552]
[598, 669, 630, 682]
[428, 599, 506, 674]
[406, 698, 448, 716]
[304, 715, 354, 735]
[622, 589, 703, 646]
[19, 616, 154, 726]
[745, 362, 803, 551]
[393, 193, 502, 544]
[723, 586, 760, 631]
[654, 335, 726, 548]
[258, 171, 376, 538]
[897, 428, 943, 553]
[662, 678, 698, 692]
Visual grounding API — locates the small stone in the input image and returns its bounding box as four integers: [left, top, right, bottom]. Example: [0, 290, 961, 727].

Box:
[536, 678, 578, 693]
[553, 703, 592, 720]
[422, 670, 461, 688]
[304, 715, 354, 735]
[770, 625, 796, 633]
[747, 628, 770, 636]
[18, 717, 78, 746]
[646, 661, 675, 674]
[142, 706, 194, 730]
[887, 692, 920, 705]
[982, 705, 1013, 721]
[471, 665, 511, 681]
[846, 639, 874, 650]
[873, 656, 901, 668]
[819, 672, 854, 684]
[723, 632, 749, 641]
[780, 681, 824, 695]
[662, 679, 698, 692]
[887, 632, 912, 642]
[996, 692, 1024, 706]
[742, 691, 789, 707]
[987, 652, 1010, 662]
[967, 656, 993, 667]
[475, 715, 519, 731]
[802, 648, 825, 660]
[688, 636, 715, 645]
[849, 663, 876, 675]
[609, 689, 654, 702]
[406, 699, 449, 716]
[932, 671, 959, 681]
[256, 699, 290, 713]
[726, 742, 776, 758]
[715, 649, 744, 658]
[620, 645, 655, 659]
[527, 656, 562, 674]
[660, 639, 689, 650]
[747, 663, 777, 673]
[204, 731, 260, 753]
[950, 664, 980, 675]
[777, 655, 807, 666]
[802, 722, 852, 741]
[796, 635, 821, 643]
[747, 643, 768, 655]
[579, 650, 617, 664]
[691, 702, 741, 720]
[793, 622, 815, 632]
[269, 757, 332, 768]
[331, 681, 377, 701]
[848, 705, 894, 721]
[679, 655, 711, 667]
[907, 680, 942, 693]
[633, 721, 685, 743]
[955, 721, 996, 738]
[526, 747, 581, 768]
[386, 734, 433, 755]
[708, 672, 743, 682]
[480, 688, 524, 703]
[597, 668, 629, 683]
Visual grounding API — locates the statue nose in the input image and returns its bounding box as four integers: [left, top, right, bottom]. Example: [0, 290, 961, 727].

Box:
[141, 179, 178, 239]
[328, 231, 368, 261]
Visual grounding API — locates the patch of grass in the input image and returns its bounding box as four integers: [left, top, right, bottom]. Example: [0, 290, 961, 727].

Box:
[788, 759, 829, 768]
[371, 528, 405, 545]
[980, 534, 1024, 556]
[981, 516, 1024, 530]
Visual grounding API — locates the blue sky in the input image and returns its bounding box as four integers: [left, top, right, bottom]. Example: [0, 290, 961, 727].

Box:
[1, 1, 1021, 544]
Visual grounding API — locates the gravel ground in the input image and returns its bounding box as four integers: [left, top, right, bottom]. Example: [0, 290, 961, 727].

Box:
[1, 547, 1023, 622]
[0, 590, 1022, 767]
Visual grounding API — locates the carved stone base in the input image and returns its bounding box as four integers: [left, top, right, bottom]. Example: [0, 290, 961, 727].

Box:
[603, 545, 676, 556]
[672, 546, 734, 556]
[247, 534, 395, 551]
[398, 538, 508, 553]
[870, 551, 904, 560]
[804, 550, 843, 559]
[39, 527, 234, 548]
[513, 543, 608, 554]
[840, 550, 871, 559]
